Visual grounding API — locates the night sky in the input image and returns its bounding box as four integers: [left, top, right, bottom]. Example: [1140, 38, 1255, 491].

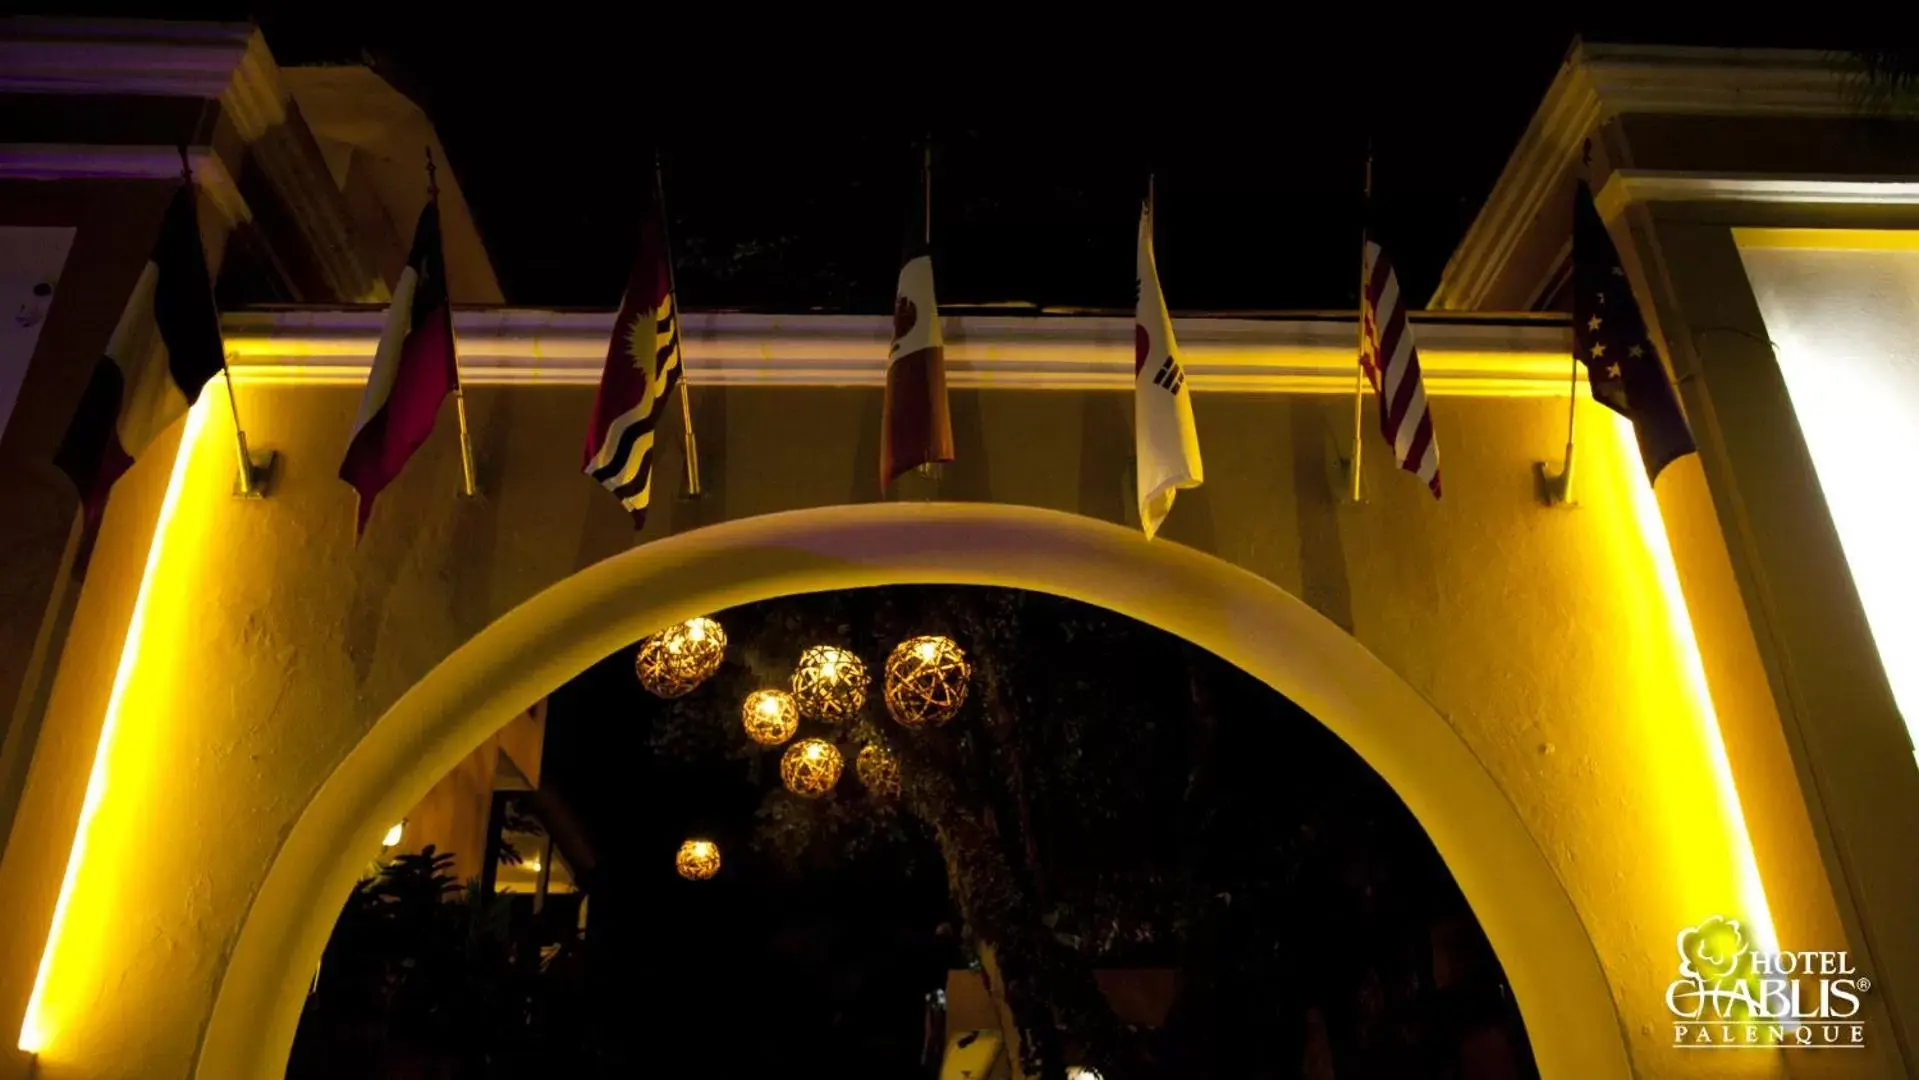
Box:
[122, 9, 1887, 312]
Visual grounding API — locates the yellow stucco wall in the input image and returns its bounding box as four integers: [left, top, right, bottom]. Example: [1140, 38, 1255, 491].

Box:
[2, 373, 1803, 1078]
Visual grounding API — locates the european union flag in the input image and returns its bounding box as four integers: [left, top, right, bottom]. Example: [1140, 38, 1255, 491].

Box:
[1574, 180, 1696, 484]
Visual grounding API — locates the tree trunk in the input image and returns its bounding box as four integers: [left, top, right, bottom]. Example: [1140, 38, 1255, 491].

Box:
[906, 750, 1136, 1080]
[925, 810, 1064, 1079]
[976, 942, 1037, 1080]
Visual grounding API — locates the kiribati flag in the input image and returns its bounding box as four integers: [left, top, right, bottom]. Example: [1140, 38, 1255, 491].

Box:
[584, 197, 683, 528]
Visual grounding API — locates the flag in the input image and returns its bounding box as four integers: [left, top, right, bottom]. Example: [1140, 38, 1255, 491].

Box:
[54, 183, 225, 530]
[880, 163, 954, 487]
[339, 199, 459, 534]
[1134, 201, 1204, 538]
[1574, 180, 1696, 484]
[584, 197, 683, 527]
[1359, 234, 1441, 498]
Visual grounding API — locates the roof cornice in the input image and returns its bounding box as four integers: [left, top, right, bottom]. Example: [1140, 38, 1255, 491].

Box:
[0, 18, 258, 98]
[1432, 42, 1868, 311]
[0, 18, 385, 302]
[224, 310, 1577, 396]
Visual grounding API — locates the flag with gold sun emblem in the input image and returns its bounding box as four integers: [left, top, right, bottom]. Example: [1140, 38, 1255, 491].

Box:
[1573, 178, 1694, 484]
[585, 197, 684, 527]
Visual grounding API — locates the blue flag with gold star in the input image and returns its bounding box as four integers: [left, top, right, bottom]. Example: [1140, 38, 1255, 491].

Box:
[1575, 180, 1696, 484]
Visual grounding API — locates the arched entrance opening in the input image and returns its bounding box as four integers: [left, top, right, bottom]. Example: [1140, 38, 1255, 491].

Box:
[195, 502, 1629, 1079]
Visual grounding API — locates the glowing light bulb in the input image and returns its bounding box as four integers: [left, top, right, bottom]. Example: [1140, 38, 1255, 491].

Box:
[381, 821, 404, 848]
[759, 695, 781, 715]
[821, 660, 838, 678]
[916, 640, 938, 662]
[526, 859, 542, 873]
[687, 622, 706, 642]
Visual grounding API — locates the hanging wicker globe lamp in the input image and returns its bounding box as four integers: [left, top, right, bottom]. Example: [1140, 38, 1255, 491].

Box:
[884, 635, 971, 727]
[634, 617, 728, 698]
[741, 688, 800, 746]
[675, 838, 721, 880]
[855, 743, 902, 798]
[780, 737, 844, 798]
[791, 645, 870, 723]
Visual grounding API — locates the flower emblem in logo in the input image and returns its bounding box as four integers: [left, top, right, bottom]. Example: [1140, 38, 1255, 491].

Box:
[1677, 916, 1750, 983]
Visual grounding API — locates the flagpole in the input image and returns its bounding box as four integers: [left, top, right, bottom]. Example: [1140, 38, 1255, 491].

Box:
[915, 138, 938, 483]
[1538, 144, 1587, 506]
[654, 151, 702, 498]
[221, 354, 255, 495]
[1351, 145, 1372, 504]
[178, 145, 266, 497]
[427, 147, 479, 498]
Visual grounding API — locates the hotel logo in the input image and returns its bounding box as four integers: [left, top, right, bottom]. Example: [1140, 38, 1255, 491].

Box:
[1666, 916, 1869, 1049]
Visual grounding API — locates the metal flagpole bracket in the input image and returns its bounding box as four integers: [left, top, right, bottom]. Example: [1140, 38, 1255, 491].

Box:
[219, 356, 277, 498]
[1534, 455, 1576, 508]
[232, 445, 279, 499]
[677, 434, 715, 503]
[1326, 424, 1365, 506]
[1535, 344, 1581, 508]
[890, 463, 941, 503]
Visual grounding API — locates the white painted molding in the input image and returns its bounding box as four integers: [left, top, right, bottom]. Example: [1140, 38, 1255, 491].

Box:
[1598, 172, 1919, 218]
[0, 144, 251, 224]
[224, 310, 1579, 396]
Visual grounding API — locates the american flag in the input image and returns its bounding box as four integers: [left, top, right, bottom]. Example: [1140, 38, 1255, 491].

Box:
[1573, 180, 1695, 484]
[1359, 235, 1441, 498]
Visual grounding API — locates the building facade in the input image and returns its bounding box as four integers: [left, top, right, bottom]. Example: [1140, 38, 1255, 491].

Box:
[0, 22, 1913, 1078]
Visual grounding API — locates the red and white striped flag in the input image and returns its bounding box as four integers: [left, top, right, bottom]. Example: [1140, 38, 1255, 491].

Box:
[1359, 235, 1441, 498]
[339, 199, 460, 533]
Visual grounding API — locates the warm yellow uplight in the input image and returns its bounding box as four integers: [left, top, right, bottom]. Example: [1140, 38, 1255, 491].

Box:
[1622, 417, 1777, 958]
[381, 821, 405, 848]
[19, 394, 213, 1054]
[1737, 236, 1919, 758]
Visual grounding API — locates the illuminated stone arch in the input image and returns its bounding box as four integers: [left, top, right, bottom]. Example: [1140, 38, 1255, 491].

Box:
[195, 501, 1629, 1078]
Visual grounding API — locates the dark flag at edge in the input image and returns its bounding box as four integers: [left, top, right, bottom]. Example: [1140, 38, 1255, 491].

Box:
[54, 182, 225, 531]
[1574, 181, 1697, 484]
